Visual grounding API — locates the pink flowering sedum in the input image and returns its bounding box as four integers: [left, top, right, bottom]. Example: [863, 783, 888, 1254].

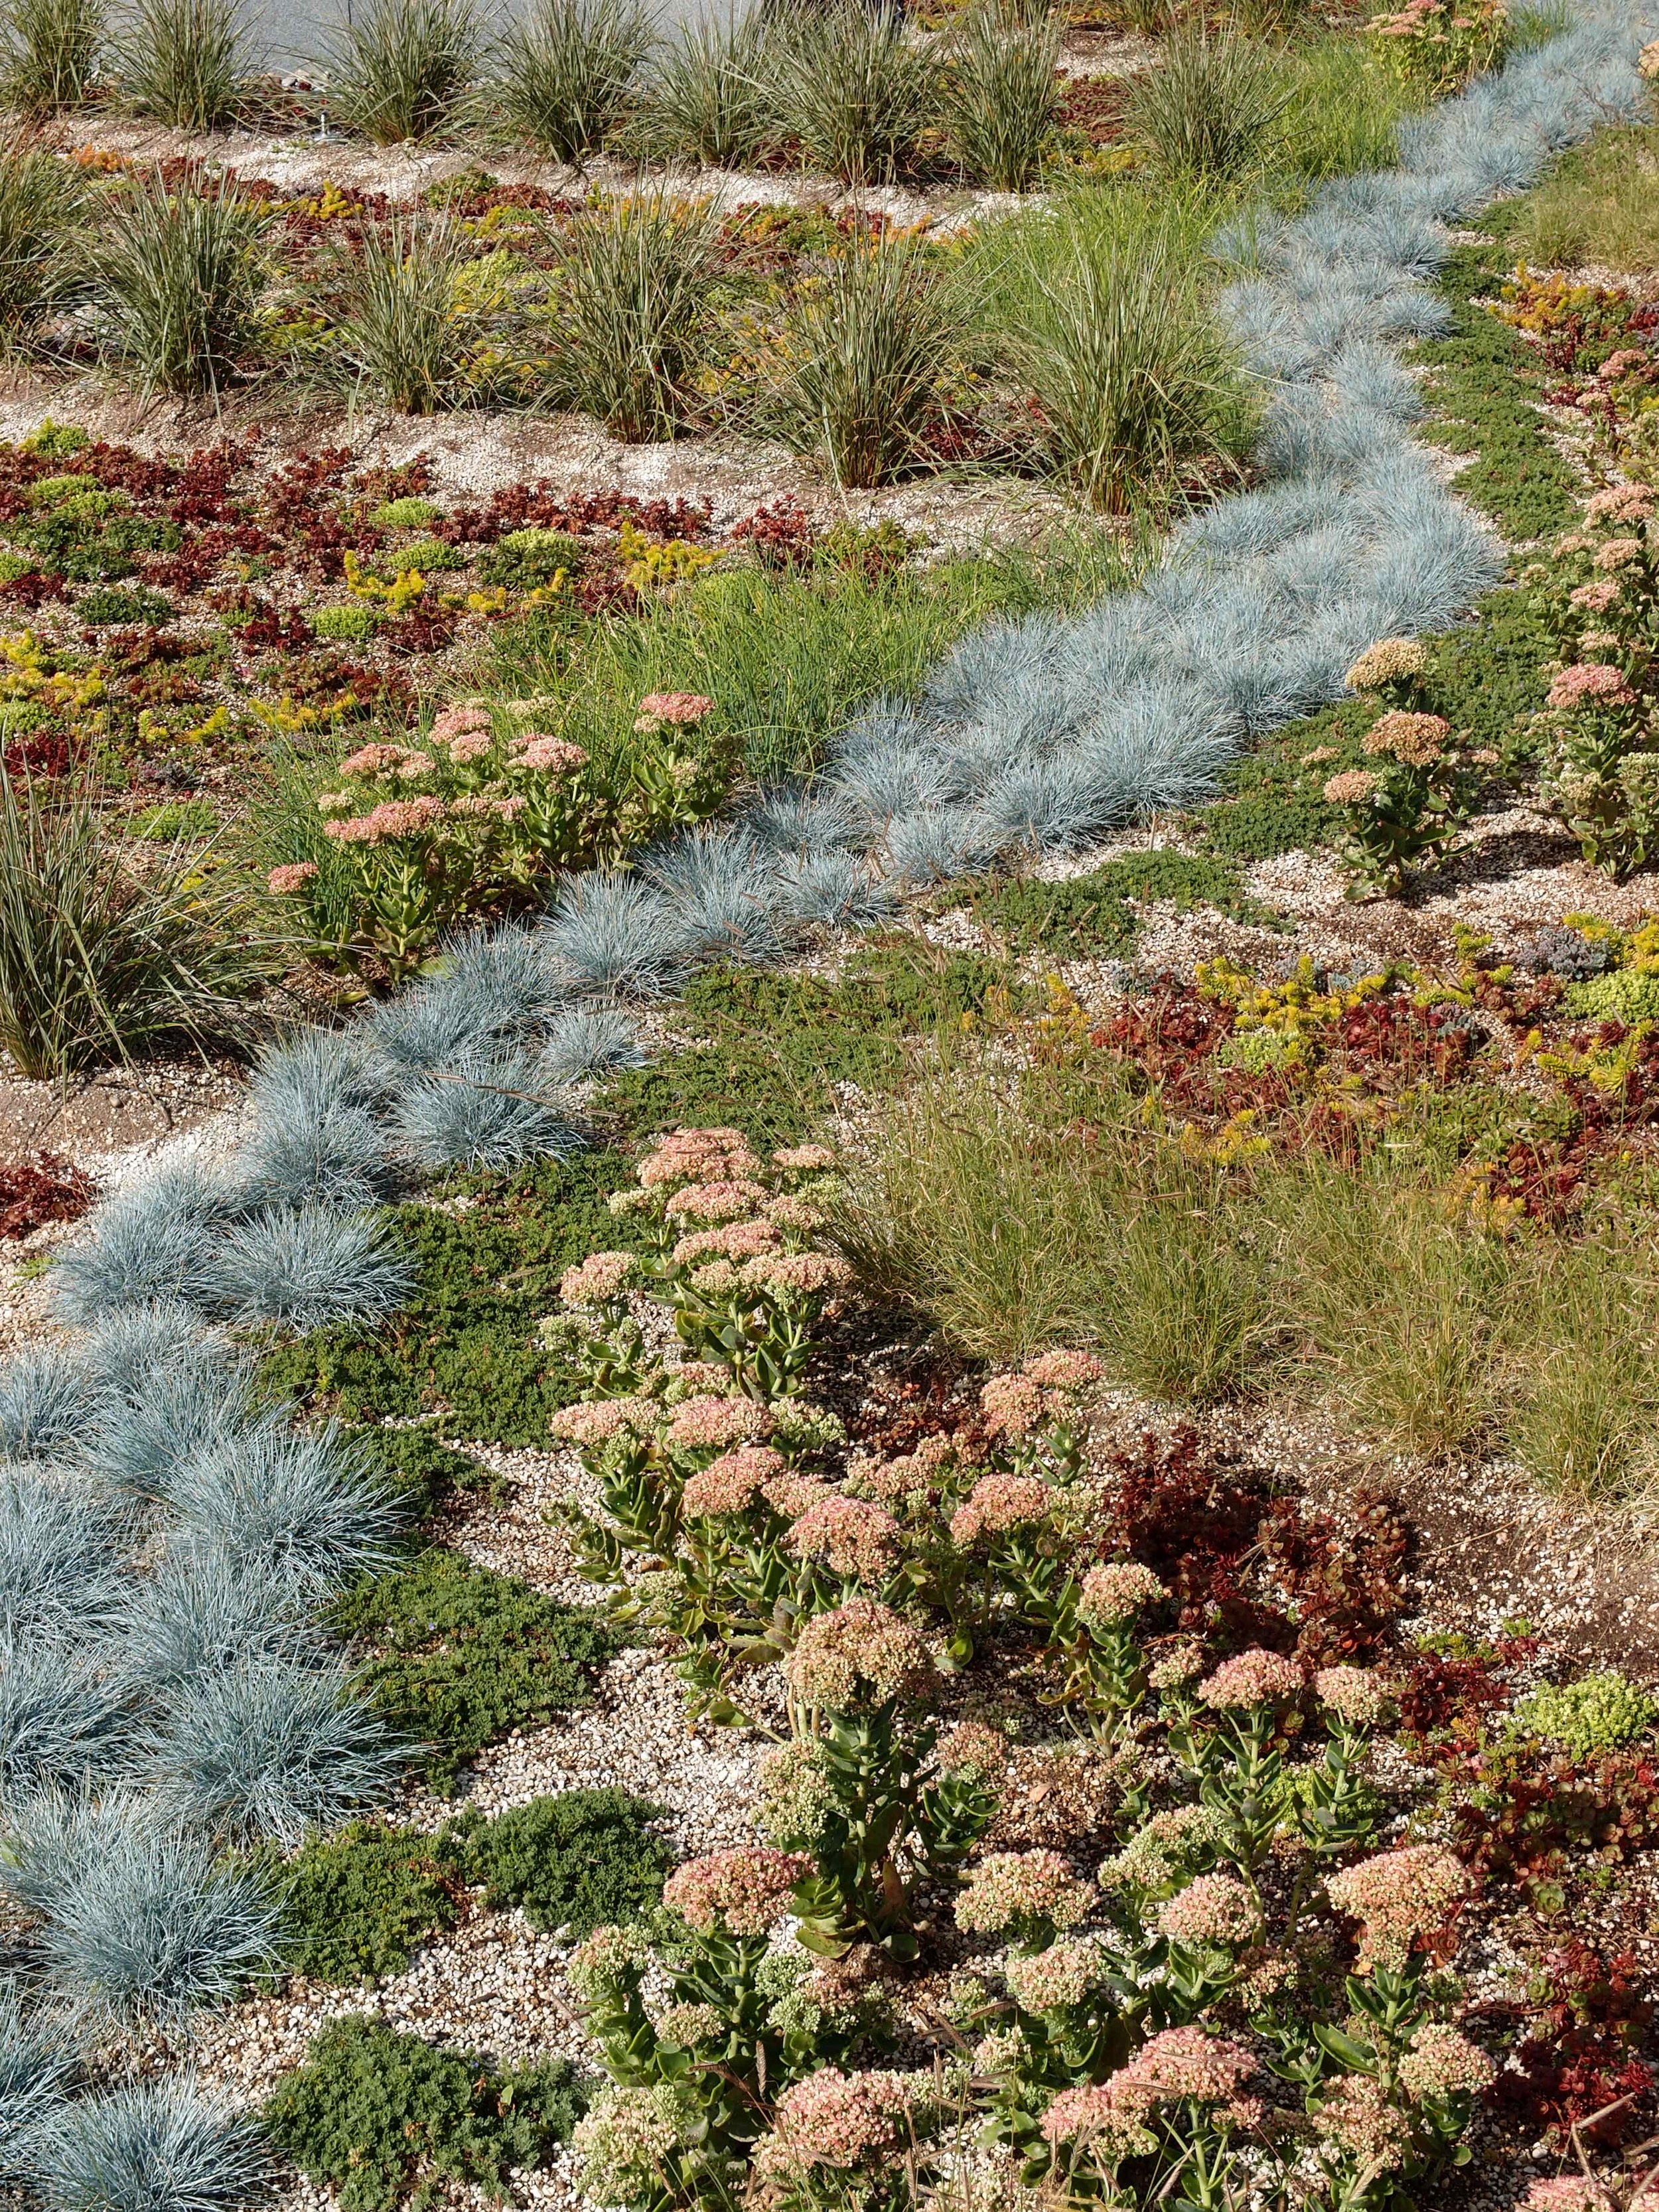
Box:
[739, 1250, 851, 1298]
[267, 862, 319, 894]
[768, 2067, 914, 2169]
[950, 1473, 1052, 1546]
[1325, 1844, 1473, 1968]
[663, 1179, 770, 1224]
[1569, 579, 1621, 613]
[513, 734, 589, 774]
[559, 1250, 636, 1307]
[670, 1220, 778, 1267]
[1005, 1939, 1100, 2014]
[661, 1846, 811, 1934]
[1344, 638, 1429, 692]
[1039, 2083, 1155, 2163]
[788, 1494, 902, 1582]
[1316, 2076, 1411, 2170]
[1198, 1649, 1303, 1710]
[1315, 1664, 1389, 1729]
[772, 1143, 835, 1172]
[666, 1395, 772, 1450]
[786, 1597, 936, 1710]
[1397, 2023, 1494, 2101]
[1364, 709, 1449, 767]
[1078, 1559, 1166, 1628]
[638, 1127, 762, 1191]
[429, 703, 491, 743]
[680, 1445, 787, 1518]
[1520, 2181, 1613, 2212]
[337, 741, 409, 777]
[1155, 1872, 1262, 1947]
[325, 796, 447, 844]
[1595, 537, 1644, 571]
[446, 730, 493, 762]
[635, 691, 714, 731]
[1586, 484, 1655, 523]
[954, 1850, 1093, 1938]
[1023, 1349, 1103, 1390]
[1548, 662, 1636, 709]
[1108, 2027, 1256, 2112]
[549, 1396, 657, 1445]
[1325, 768, 1382, 806]
[979, 1373, 1045, 1438]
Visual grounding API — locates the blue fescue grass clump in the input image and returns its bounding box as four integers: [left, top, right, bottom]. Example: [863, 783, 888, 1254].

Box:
[109, 1541, 313, 1691]
[202, 1205, 413, 1328]
[0, 1637, 127, 1796]
[542, 870, 694, 997]
[75, 1351, 258, 1500]
[50, 1166, 239, 1322]
[3, 1790, 279, 2031]
[27, 2074, 271, 2212]
[0, 1345, 98, 1459]
[392, 1053, 583, 1173]
[536, 1004, 646, 1084]
[140, 1654, 407, 1844]
[159, 1425, 402, 1597]
[0, 1976, 70, 2175]
[231, 1104, 395, 1213]
[0, 1467, 127, 1637]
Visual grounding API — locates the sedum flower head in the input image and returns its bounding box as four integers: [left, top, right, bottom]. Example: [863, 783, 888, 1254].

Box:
[1078, 1560, 1166, 1629]
[559, 1250, 636, 1307]
[1325, 1844, 1473, 1969]
[1039, 2083, 1156, 2162]
[1344, 638, 1429, 692]
[1315, 2075, 1411, 2170]
[1397, 2022, 1494, 2101]
[575, 2083, 696, 2193]
[1155, 1872, 1262, 1947]
[979, 1373, 1046, 1439]
[1324, 768, 1381, 806]
[1004, 1939, 1101, 2015]
[662, 1846, 812, 1935]
[1315, 1664, 1389, 1729]
[767, 2067, 916, 2170]
[955, 1850, 1093, 1939]
[680, 1445, 787, 1518]
[1364, 709, 1449, 767]
[549, 1394, 658, 1445]
[1107, 2026, 1256, 2113]
[786, 1597, 936, 1710]
[1198, 1649, 1303, 1711]
[788, 1494, 902, 1583]
[950, 1473, 1052, 1546]
[666, 1395, 772, 1451]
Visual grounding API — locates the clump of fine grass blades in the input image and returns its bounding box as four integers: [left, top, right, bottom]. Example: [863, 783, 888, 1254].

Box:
[328, 219, 486, 413]
[0, 146, 78, 352]
[753, 238, 967, 488]
[0, 0, 104, 113]
[1499, 121, 1659, 273]
[976, 183, 1256, 514]
[770, 0, 937, 186]
[1122, 19, 1293, 182]
[634, 10, 774, 167]
[92, 173, 266, 397]
[488, 0, 648, 162]
[0, 771, 269, 1081]
[545, 192, 722, 441]
[325, 0, 482, 144]
[113, 0, 249, 127]
[944, 1, 1060, 192]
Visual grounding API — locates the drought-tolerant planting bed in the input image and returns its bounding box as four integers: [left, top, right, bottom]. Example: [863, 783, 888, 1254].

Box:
[15, 4, 1659, 2212]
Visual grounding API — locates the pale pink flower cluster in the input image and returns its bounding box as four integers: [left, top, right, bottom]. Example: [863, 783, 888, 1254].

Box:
[661, 1846, 811, 1933]
[430, 703, 491, 746]
[773, 1143, 835, 1172]
[1039, 2083, 1155, 2163]
[325, 796, 447, 844]
[550, 1396, 656, 1444]
[1587, 484, 1655, 523]
[765, 1195, 822, 1233]
[954, 1850, 1093, 1937]
[937, 1720, 1011, 1782]
[559, 1250, 636, 1307]
[1344, 638, 1429, 692]
[664, 1179, 770, 1224]
[1521, 2180, 1613, 2212]
[671, 1220, 778, 1267]
[1640, 32, 1659, 76]
[395, 752, 434, 778]
[1025, 1349, 1104, 1390]
[1004, 1939, 1099, 2015]
[767, 1470, 830, 1518]
[638, 1126, 762, 1193]
[1325, 768, 1382, 805]
[1155, 1872, 1261, 1947]
[1595, 538, 1644, 570]
[1315, 1664, 1388, 1729]
[1397, 2023, 1494, 2101]
[740, 1251, 851, 1298]
[680, 1445, 786, 1518]
[1317, 2075, 1411, 2170]
[338, 741, 409, 777]
[1149, 1641, 1207, 1690]
[1599, 350, 1651, 384]
[788, 1494, 902, 1582]
[666, 1395, 772, 1449]
[1548, 662, 1635, 709]
[1078, 1560, 1166, 1628]
[786, 1597, 936, 1710]
[511, 733, 589, 775]
[447, 731, 493, 763]
[1107, 2027, 1257, 2112]
[1364, 709, 1449, 767]
[950, 1473, 1052, 1546]
[849, 1434, 956, 1506]
[768, 2067, 914, 2169]
[979, 1374, 1045, 1439]
[1569, 580, 1621, 613]
[1198, 1649, 1303, 1710]
[635, 691, 713, 732]
[672, 1360, 736, 1395]
[267, 861, 319, 893]
[1325, 1844, 1473, 1968]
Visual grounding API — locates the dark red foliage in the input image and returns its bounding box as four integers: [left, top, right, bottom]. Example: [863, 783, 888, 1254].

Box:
[2, 730, 76, 776]
[1105, 1426, 1295, 1651]
[1491, 1932, 1657, 2148]
[0, 1152, 97, 1238]
[732, 498, 817, 571]
[1395, 1638, 1534, 1751]
[1258, 1486, 1410, 1662]
[0, 567, 64, 607]
[1452, 1743, 1659, 1891]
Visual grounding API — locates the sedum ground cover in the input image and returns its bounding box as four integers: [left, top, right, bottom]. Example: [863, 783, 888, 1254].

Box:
[15, 8, 1659, 2212]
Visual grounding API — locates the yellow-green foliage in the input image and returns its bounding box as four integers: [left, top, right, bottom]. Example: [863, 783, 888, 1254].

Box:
[1502, 123, 1659, 273]
[1519, 1671, 1659, 1757]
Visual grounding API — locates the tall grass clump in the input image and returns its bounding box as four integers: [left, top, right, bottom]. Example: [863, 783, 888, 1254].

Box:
[0, 770, 267, 1082]
[113, 0, 248, 128]
[0, 0, 102, 113]
[0, 145, 76, 352]
[770, 1, 936, 186]
[944, 1, 1060, 192]
[975, 183, 1256, 514]
[1499, 121, 1659, 273]
[330, 219, 478, 413]
[488, 0, 648, 161]
[1121, 19, 1292, 182]
[1505, 1237, 1659, 1503]
[1271, 34, 1419, 183]
[545, 192, 721, 440]
[753, 239, 966, 488]
[324, 0, 482, 143]
[92, 174, 265, 397]
[634, 9, 774, 167]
